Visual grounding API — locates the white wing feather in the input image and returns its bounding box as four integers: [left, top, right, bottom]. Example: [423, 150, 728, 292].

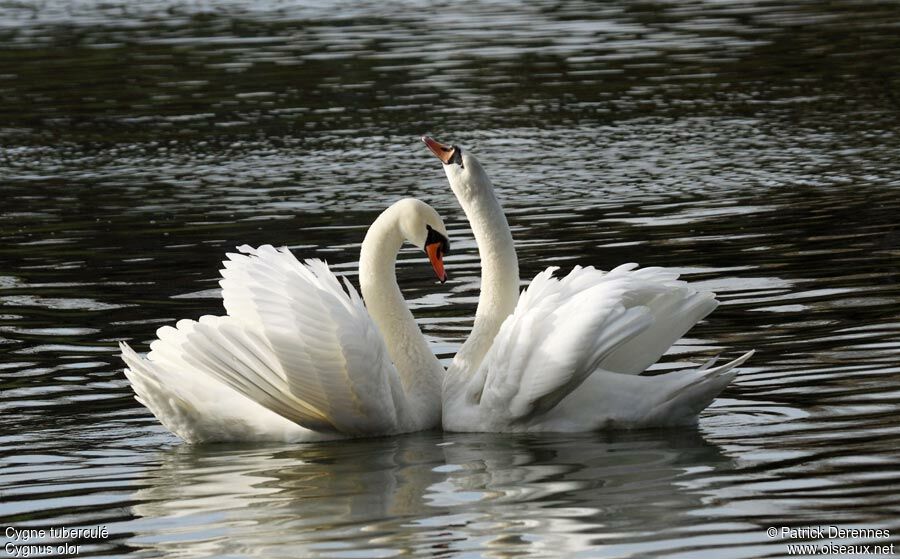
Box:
[120, 341, 324, 443]
[122, 244, 407, 439]
[467, 264, 723, 424]
[211, 245, 405, 435]
[594, 265, 719, 374]
[471, 265, 654, 422]
[146, 314, 339, 432]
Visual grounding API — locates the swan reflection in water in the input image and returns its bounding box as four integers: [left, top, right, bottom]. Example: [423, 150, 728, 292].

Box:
[129, 429, 733, 558]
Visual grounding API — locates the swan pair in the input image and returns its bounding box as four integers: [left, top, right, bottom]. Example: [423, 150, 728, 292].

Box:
[120, 138, 753, 443]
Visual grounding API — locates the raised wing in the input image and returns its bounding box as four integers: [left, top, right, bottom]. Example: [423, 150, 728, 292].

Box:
[591, 264, 718, 375]
[139, 244, 406, 436]
[470, 264, 716, 423]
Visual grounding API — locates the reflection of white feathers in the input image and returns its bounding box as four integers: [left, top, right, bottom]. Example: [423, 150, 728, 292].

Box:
[121, 199, 448, 442]
[434, 143, 754, 432]
[128, 432, 728, 558]
[430, 432, 730, 558]
[130, 437, 446, 558]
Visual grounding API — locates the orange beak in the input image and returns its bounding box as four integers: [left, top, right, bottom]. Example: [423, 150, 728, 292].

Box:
[422, 136, 455, 164]
[425, 241, 447, 283]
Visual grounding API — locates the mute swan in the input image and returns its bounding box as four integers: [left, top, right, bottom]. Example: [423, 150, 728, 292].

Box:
[120, 198, 451, 443]
[423, 136, 753, 432]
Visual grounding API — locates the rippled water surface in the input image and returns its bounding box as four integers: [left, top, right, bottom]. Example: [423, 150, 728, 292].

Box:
[2, 1, 900, 557]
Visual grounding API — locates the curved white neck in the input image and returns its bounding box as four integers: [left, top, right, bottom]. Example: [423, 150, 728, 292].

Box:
[446, 164, 520, 380]
[358, 206, 442, 426]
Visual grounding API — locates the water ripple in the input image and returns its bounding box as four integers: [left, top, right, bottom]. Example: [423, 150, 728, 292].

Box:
[1, 1, 898, 557]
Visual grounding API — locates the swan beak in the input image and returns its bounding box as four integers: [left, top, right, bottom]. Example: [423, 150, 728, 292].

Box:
[422, 136, 455, 165]
[425, 242, 447, 284]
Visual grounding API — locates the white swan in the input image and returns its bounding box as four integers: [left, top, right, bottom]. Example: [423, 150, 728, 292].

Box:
[120, 198, 451, 443]
[423, 136, 754, 432]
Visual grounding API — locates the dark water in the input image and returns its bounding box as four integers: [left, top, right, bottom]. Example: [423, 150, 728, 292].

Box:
[2, 1, 900, 557]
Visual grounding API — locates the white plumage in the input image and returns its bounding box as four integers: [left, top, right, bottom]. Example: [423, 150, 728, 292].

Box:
[214, 245, 404, 434]
[121, 198, 450, 443]
[424, 137, 754, 432]
[121, 316, 322, 443]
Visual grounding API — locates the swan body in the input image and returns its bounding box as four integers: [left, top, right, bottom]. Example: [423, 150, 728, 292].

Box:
[120, 198, 450, 443]
[423, 137, 754, 432]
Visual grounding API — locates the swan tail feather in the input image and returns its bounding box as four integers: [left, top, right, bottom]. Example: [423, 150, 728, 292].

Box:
[120, 341, 317, 443]
[147, 315, 340, 433]
[641, 350, 754, 426]
[120, 341, 198, 437]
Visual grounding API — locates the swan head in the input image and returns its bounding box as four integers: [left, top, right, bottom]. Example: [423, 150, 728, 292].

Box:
[421, 136, 491, 202]
[394, 198, 450, 283]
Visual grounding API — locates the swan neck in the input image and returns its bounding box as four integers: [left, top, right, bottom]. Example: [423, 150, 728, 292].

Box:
[358, 207, 442, 425]
[449, 168, 520, 376]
